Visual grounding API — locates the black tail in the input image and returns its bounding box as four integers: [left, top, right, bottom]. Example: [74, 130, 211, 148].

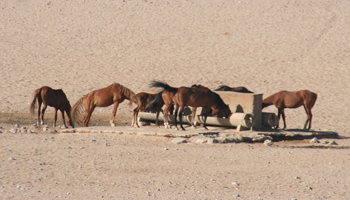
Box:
[150, 81, 178, 93]
[146, 92, 164, 111]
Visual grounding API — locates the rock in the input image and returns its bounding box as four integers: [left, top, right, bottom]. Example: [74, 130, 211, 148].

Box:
[207, 138, 218, 144]
[330, 140, 337, 145]
[90, 139, 96, 142]
[310, 137, 319, 143]
[189, 136, 208, 143]
[215, 137, 228, 143]
[264, 139, 273, 146]
[235, 135, 245, 142]
[14, 124, 20, 128]
[10, 128, 17, 133]
[171, 138, 187, 144]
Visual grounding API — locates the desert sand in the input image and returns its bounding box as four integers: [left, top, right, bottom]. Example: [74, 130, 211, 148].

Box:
[1, 0, 350, 199]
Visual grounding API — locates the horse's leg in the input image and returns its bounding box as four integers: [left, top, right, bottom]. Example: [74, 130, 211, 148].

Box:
[60, 109, 67, 128]
[202, 108, 211, 130]
[281, 109, 287, 130]
[135, 109, 140, 128]
[178, 106, 185, 131]
[191, 107, 197, 128]
[163, 105, 171, 129]
[131, 107, 137, 127]
[41, 103, 47, 125]
[303, 105, 312, 130]
[174, 104, 179, 130]
[155, 109, 161, 127]
[37, 101, 42, 126]
[83, 106, 95, 127]
[276, 108, 281, 130]
[53, 108, 58, 127]
[110, 102, 120, 127]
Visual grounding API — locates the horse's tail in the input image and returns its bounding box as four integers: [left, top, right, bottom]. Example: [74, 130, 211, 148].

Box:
[150, 81, 178, 93]
[308, 91, 318, 109]
[71, 97, 85, 125]
[30, 88, 42, 114]
[146, 91, 164, 111]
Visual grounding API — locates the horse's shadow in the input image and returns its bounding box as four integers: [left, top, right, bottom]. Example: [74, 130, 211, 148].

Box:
[258, 127, 345, 141]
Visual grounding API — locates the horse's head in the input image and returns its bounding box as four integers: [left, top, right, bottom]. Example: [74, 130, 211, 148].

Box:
[212, 104, 231, 118]
[66, 104, 74, 128]
[221, 104, 232, 118]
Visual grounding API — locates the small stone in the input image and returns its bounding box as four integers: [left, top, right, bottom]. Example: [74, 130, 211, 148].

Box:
[15, 124, 20, 128]
[232, 181, 239, 186]
[9, 156, 15, 160]
[164, 148, 168, 151]
[330, 140, 337, 145]
[310, 137, 319, 143]
[90, 139, 96, 142]
[171, 138, 187, 144]
[10, 128, 17, 133]
[264, 139, 273, 146]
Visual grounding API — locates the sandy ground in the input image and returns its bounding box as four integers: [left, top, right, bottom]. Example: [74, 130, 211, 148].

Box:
[1, 0, 350, 199]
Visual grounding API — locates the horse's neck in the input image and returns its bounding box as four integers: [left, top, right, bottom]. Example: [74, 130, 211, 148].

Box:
[262, 95, 275, 108]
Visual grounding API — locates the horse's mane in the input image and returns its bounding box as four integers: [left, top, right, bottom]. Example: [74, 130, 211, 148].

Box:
[119, 84, 135, 100]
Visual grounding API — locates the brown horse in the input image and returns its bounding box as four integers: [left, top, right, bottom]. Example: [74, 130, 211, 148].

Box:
[151, 81, 231, 130]
[127, 92, 161, 128]
[71, 83, 135, 127]
[215, 85, 253, 93]
[262, 90, 317, 130]
[30, 86, 73, 128]
[146, 89, 175, 129]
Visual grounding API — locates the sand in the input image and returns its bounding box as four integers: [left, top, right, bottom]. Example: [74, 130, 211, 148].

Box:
[1, 0, 350, 199]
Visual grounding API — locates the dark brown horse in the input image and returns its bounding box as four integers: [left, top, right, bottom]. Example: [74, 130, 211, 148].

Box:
[146, 88, 175, 129]
[215, 85, 253, 93]
[71, 83, 135, 127]
[262, 90, 317, 130]
[151, 81, 231, 130]
[127, 92, 161, 128]
[30, 86, 73, 128]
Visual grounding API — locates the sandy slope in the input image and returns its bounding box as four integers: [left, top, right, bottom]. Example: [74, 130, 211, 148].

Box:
[1, 0, 350, 199]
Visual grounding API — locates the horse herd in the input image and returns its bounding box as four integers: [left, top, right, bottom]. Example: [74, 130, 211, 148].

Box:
[30, 81, 317, 131]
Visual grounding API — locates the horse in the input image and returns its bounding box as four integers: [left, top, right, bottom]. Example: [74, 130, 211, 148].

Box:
[71, 83, 135, 127]
[146, 88, 175, 129]
[127, 92, 162, 128]
[30, 86, 73, 128]
[262, 90, 317, 130]
[151, 81, 231, 130]
[215, 85, 253, 93]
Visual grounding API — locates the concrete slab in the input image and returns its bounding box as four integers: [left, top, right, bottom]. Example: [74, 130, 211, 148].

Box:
[58, 125, 338, 143]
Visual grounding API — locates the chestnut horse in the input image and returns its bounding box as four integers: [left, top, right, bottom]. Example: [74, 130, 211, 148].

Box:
[127, 92, 162, 128]
[262, 90, 317, 130]
[71, 83, 135, 127]
[151, 81, 231, 130]
[30, 86, 73, 128]
[215, 85, 253, 93]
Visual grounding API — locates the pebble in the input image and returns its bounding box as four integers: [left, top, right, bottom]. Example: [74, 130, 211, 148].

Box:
[171, 138, 187, 144]
[90, 139, 96, 142]
[264, 139, 273, 146]
[310, 137, 319, 143]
